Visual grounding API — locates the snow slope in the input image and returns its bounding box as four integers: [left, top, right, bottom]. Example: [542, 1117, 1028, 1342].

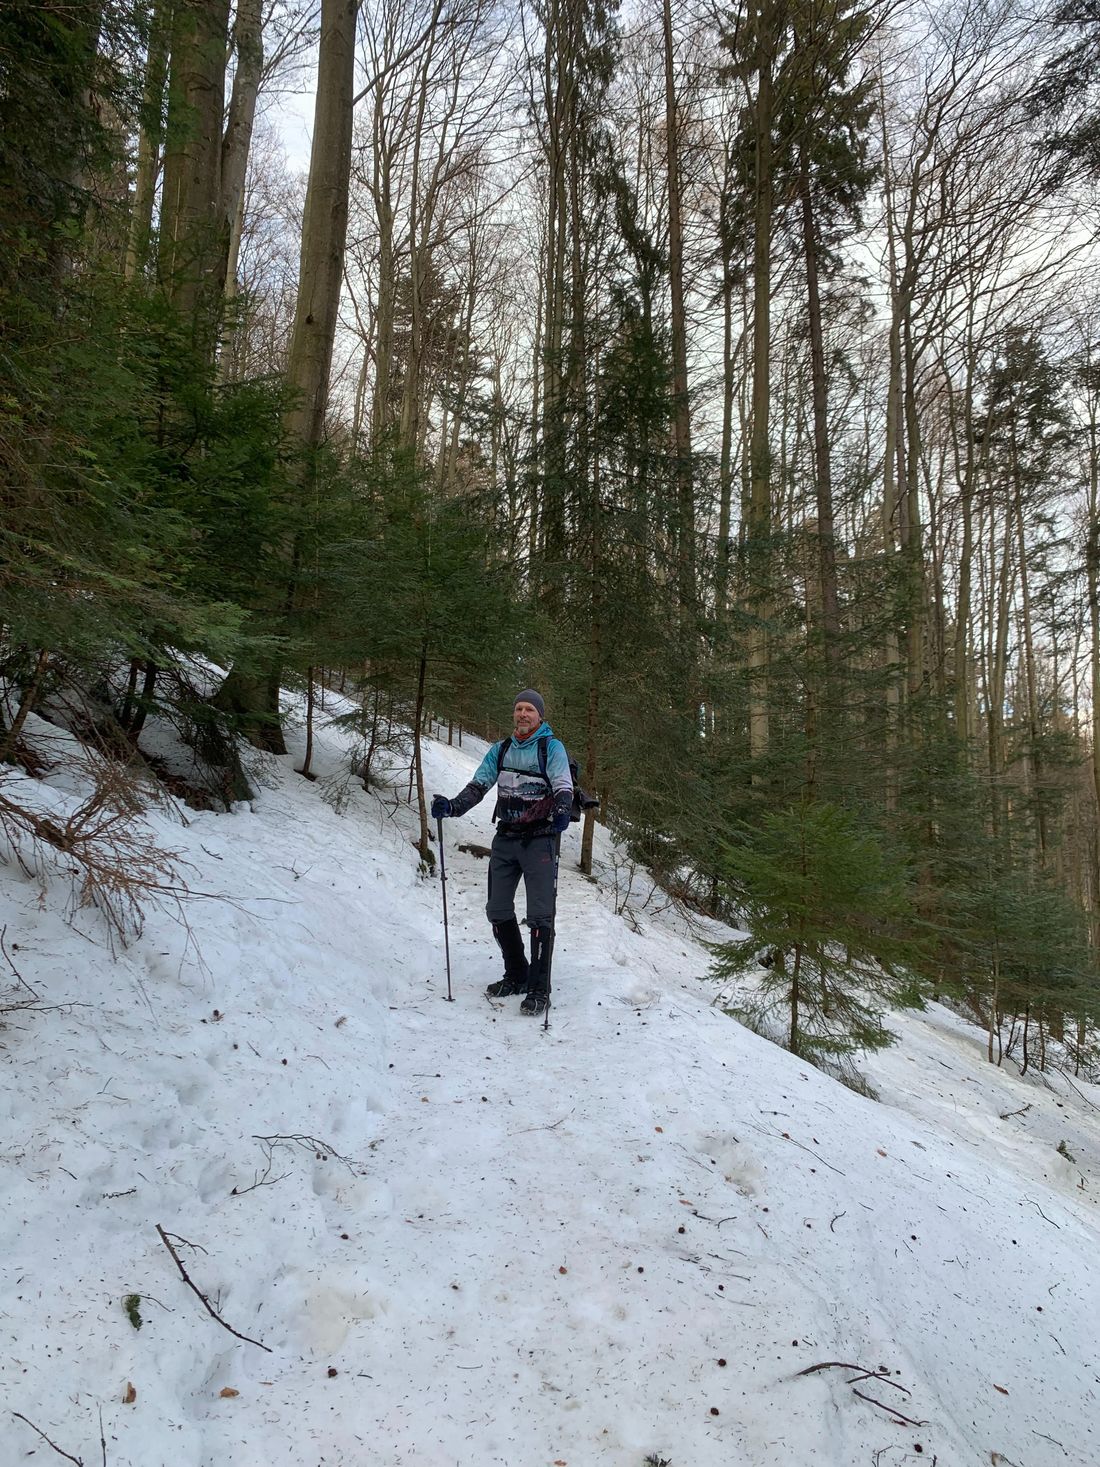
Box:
[1, 702, 1098, 1467]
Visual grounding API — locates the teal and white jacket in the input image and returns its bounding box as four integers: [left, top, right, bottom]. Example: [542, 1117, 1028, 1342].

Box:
[449, 721, 573, 838]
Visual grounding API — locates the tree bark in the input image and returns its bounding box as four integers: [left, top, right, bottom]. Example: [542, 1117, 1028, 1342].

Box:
[125, 0, 170, 282]
[747, 0, 776, 764]
[798, 145, 841, 683]
[284, 0, 357, 449]
[218, 0, 263, 351]
[159, 0, 232, 352]
[0, 650, 51, 764]
[661, 0, 695, 625]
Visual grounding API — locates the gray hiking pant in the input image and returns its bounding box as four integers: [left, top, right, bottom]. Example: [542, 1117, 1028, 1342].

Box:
[486, 832, 557, 932]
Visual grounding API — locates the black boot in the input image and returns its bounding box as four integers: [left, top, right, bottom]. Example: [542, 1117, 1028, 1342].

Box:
[521, 925, 551, 1015]
[487, 919, 529, 998]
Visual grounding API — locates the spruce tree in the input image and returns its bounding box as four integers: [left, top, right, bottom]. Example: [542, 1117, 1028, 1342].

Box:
[712, 800, 922, 1066]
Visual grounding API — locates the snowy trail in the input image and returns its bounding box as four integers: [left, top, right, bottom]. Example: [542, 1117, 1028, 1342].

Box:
[1, 709, 1098, 1467]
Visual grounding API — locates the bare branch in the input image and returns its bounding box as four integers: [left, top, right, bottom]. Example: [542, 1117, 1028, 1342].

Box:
[155, 1224, 272, 1352]
[11, 1412, 84, 1465]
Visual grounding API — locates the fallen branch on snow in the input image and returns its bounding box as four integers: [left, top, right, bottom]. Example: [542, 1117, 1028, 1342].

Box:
[794, 1360, 925, 1427]
[11, 1411, 87, 1465]
[155, 1224, 271, 1352]
[851, 1387, 927, 1426]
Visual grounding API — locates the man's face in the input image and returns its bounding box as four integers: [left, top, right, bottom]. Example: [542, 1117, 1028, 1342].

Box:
[513, 701, 541, 738]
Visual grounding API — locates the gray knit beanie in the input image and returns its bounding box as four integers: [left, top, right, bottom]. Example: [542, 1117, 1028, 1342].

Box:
[514, 688, 545, 719]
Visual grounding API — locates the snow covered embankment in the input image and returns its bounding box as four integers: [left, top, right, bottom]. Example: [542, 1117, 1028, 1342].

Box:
[2, 703, 1098, 1467]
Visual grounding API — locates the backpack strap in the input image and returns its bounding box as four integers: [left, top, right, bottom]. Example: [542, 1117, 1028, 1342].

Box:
[537, 735, 550, 784]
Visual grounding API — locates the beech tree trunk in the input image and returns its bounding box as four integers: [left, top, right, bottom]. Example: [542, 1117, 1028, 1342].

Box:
[285, 0, 357, 449]
[220, 0, 263, 291]
[159, 0, 231, 350]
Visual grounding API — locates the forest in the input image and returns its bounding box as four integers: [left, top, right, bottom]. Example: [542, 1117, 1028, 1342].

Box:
[3, 0, 1100, 1075]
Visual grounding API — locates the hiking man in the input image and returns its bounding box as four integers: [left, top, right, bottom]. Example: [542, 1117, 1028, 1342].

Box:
[431, 690, 572, 1015]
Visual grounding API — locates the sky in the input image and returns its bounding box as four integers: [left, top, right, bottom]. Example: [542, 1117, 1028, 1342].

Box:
[1, 693, 1098, 1466]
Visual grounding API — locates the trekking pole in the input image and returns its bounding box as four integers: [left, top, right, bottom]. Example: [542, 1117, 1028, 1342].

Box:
[437, 816, 454, 1002]
[543, 835, 561, 1032]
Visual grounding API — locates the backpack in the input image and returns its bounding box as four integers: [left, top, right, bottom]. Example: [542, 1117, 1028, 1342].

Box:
[497, 734, 600, 824]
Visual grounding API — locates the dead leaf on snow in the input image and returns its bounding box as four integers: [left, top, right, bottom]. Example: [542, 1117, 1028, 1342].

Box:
[123, 1382, 136, 1404]
[993, 1383, 1009, 1395]
[219, 1387, 240, 1399]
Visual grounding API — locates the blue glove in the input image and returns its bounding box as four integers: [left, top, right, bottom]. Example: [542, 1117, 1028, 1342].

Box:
[551, 807, 571, 835]
[431, 795, 452, 820]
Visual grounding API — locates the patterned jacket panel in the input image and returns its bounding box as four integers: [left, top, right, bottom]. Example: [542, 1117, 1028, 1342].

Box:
[449, 722, 572, 837]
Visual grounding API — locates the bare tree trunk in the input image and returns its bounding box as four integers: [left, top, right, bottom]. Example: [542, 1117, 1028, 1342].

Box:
[952, 346, 981, 742]
[125, 0, 170, 282]
[988, 503, 1014, 832]
[284, 0, 357, 449]
[1012, 454, 1045, 861]
[879, 80, 903, 807]
[0, 650, 51, 763]
[159, 0, 231, 351]
[716, 199, 737, 619]
[661, 0, 695, 625]
[900, 309, 927, 700]
[789, 942, 801, 1056]
[220, 0, 263, 267]
[798, 148, 841, 682]
[747, 0, 776, 764]
[1087, 403, 1100, 854]
[127, 661, 158, 740]
[299, 668, 315, 777]
[218, 0, 263, 376]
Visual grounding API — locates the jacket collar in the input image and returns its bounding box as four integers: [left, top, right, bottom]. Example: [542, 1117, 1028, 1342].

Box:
[511, 720, 552, 747]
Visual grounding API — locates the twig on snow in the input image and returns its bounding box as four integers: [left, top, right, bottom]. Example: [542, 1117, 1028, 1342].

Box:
[512, 1109, 575, 1135]
[1053, 1068, 1100, 1114]
[155, 1224, 271, 1351]
[251, 1132, 356, 1174]
[795, 1360, 919, 1420]
[851, 1387, 927, 1426]
[777, 1129, 846, 1176]
[11, 1412, 84, 1464]
[1032, 1429, 1068, 1455]
[0, 924, 39, 997]
[846, 1370, 910, 1394]
[796, 1361, 881, 1378]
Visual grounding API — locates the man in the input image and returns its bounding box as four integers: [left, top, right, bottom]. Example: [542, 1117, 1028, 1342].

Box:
[431, 690, 572, 1015]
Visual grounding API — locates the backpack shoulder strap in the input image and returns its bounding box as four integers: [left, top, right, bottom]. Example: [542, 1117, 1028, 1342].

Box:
[536, 735, 549, 781]
[496, 736, 512, 766]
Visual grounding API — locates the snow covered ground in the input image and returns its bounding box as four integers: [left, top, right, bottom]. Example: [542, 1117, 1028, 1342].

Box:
[2, 698, 1099, 1467]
